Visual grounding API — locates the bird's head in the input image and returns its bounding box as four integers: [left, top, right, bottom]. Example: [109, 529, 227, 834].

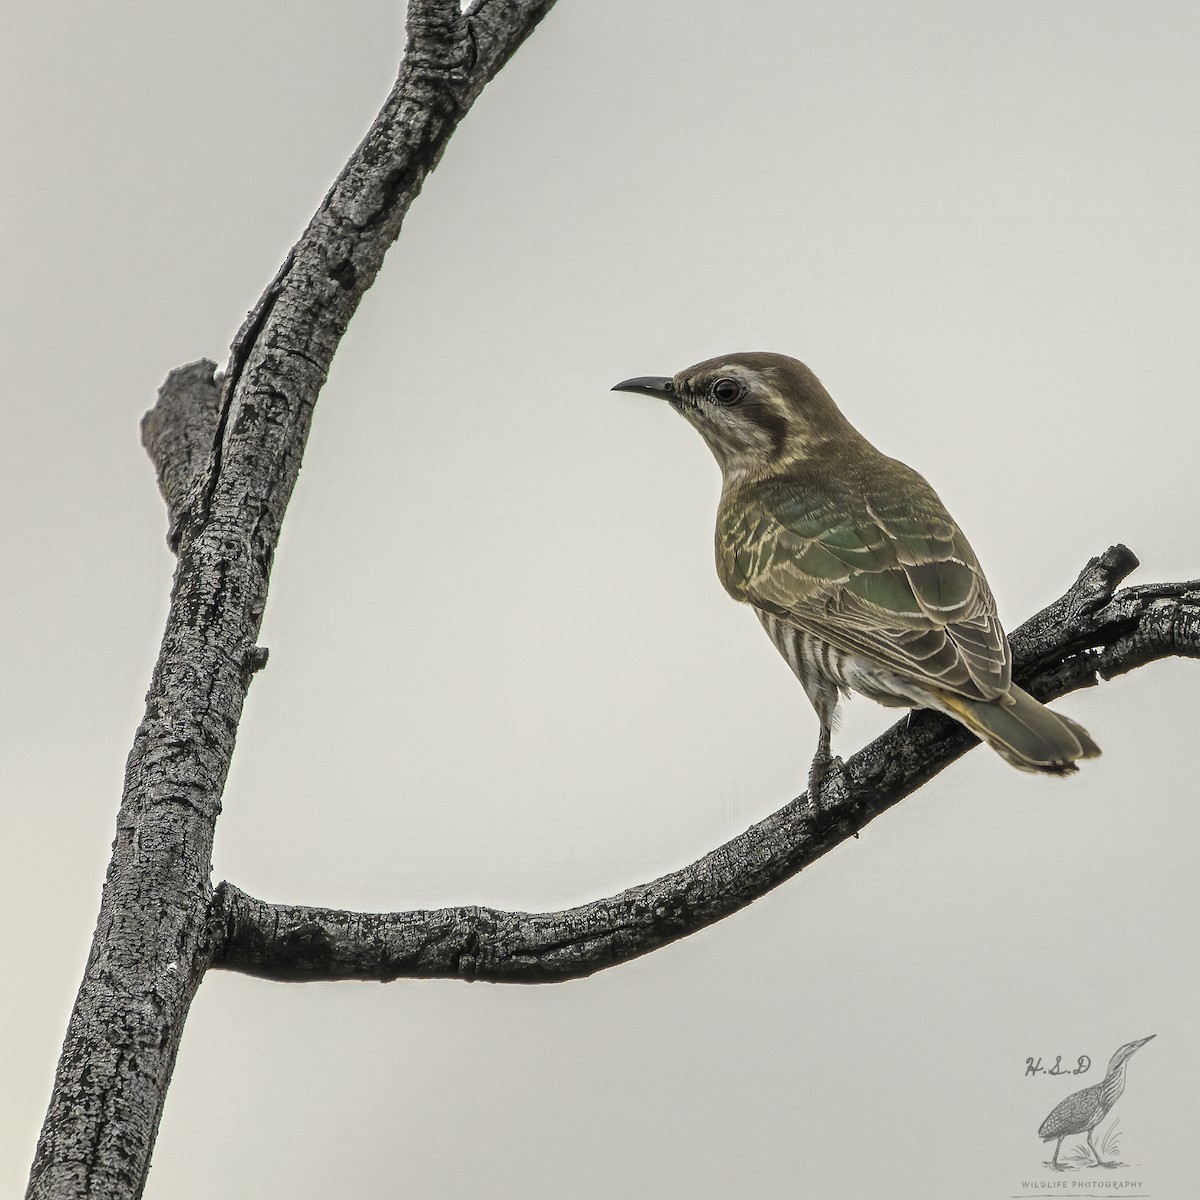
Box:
[612, 352, 856, 482]
[1107, 1034, 1155, 1073]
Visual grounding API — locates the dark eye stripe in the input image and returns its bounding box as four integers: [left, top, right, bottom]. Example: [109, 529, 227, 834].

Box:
[755, 408, 788, 457]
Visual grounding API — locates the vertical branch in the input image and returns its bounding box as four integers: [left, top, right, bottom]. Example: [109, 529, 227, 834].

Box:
[27, 4, 558, 1197]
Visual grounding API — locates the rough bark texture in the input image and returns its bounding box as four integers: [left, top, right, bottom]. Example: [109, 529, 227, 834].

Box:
[28, 0, 1198, 1193]
[139, 362, 223, 541]
[27, 3, 559, 1197]
[207, 546, 1198, 984]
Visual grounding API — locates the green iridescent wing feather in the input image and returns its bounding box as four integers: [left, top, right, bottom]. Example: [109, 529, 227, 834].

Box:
[718, 459, 1011, 699]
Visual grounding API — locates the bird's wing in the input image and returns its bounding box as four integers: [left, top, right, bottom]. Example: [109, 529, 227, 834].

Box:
[1038, 1085, 1104, 1139]
[720, 465, 1011, 700]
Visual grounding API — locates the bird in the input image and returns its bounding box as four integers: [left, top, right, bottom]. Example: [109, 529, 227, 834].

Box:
[612, 352, 1100, 813]
[1038, 1036, 1155, 1169]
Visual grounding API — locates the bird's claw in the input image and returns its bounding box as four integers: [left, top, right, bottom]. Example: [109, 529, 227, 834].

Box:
[806, 756, 847, 831]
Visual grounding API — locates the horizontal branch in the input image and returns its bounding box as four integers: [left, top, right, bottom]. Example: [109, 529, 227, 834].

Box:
[212, 545, 1199, 986]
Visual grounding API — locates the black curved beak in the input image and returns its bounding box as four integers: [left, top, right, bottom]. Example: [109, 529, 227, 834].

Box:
[611, 376, 674, 398]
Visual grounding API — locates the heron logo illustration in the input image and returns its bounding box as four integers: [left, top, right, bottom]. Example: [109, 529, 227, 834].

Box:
[1038, 1035, 1155, 1170]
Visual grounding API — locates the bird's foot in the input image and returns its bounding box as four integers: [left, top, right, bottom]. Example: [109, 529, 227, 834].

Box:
[805, 755, 846, 831]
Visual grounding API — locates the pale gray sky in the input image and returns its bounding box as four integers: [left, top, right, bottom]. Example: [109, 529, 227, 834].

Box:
[3, 2, 1198, 1197]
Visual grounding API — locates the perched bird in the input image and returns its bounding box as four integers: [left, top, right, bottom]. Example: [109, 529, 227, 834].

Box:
[1038, 1036, 1155, 1169]
[613, 352, 1100, 811]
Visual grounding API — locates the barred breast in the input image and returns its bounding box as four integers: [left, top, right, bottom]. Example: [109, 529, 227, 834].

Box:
[754, 607, 919, 715]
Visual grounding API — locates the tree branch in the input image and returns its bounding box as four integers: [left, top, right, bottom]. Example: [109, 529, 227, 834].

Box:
[28, 4, 559, 1197]
[139, 360, 222, 542]
[211, 546, 1199, 985]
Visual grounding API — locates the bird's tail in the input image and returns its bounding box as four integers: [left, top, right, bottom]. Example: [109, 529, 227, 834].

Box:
[938, 685, 1101, 774]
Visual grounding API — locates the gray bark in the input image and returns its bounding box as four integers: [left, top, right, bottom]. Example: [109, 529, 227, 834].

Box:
[27, 3, 559, 1197]
[139, 362, 223, 543]
[208, 546, 1198, 983]
[27, 0, 1198, 1194]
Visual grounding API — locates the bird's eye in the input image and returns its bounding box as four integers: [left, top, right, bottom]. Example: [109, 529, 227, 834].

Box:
[711, 378, 743, 406]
